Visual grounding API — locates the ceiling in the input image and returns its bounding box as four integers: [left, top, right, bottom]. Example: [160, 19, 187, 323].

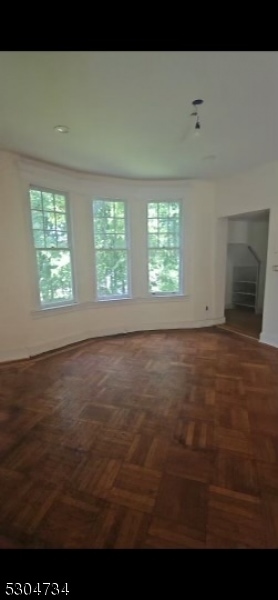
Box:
[0, 51, 278, 180]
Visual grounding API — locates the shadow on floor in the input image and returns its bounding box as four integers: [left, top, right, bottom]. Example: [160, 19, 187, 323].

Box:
[218, 308, 262, 340]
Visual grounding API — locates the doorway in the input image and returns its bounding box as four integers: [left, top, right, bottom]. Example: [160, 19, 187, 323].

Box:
[221, 209, 269, 339]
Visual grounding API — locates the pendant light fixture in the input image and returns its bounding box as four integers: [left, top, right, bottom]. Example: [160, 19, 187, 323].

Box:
[191, 99, 204, 135]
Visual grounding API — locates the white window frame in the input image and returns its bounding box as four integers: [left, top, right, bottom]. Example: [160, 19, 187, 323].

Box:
[147, 199, 184, 297]
[29, 185, 76, 309]
[92, 198, 131, 301]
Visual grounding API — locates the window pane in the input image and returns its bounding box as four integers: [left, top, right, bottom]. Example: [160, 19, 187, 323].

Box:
[158, 233, 169, 248]
[36, 250, 73, 304]
[114, 219, 125, 233]
[105, 217, 115, 231]
[169, 202, 180, 217]
[93, 199, 129, 299]
[168, 219, 179, 234]
[31, 210, 43, 229]
[96, 250, 128, 297]
[55, 212, 67, 230]
[44, 230, 58, 248]
[158, 203, 170, 218]
[30, 190, 42, 210]
[148, 249, 180, 293]
[30, 188, 74, 307]
[158, 219, 168, 233]
[168, 233, 179, 247]
[148, 203, 158, 218]
[114, 234, 126, 248]
[42, 192, 55, 211]
[54, 195, 66, 212]
[147, 200, 182, 294]
[94, 233, 108, 249]
[57, 232, 68, 248]
[148, 219, 158, 232]
[43, 212, 56, 230]
[33, 230, 45, 248]
[148, 233, 159, 248]
[93, 200, 106, 217]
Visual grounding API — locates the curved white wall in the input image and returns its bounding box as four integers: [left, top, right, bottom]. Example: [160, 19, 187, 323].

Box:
[216, 161, 278, 348]
[0, 152, 224, 362]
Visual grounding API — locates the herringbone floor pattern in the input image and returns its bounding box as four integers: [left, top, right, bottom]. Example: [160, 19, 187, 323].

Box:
[1, 328, 278, 548]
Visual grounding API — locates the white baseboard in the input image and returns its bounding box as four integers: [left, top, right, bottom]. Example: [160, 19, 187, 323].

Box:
[28, 317, 226, 357]
[0, 317, 226, 363]
[28, 327, 124, 357]
[260, 332, 278, 349]
[193, 317, 226, 328]
[126, 317, 226, 333]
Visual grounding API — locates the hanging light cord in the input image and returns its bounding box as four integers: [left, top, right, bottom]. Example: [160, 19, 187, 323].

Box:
[191, 99, 203, 131]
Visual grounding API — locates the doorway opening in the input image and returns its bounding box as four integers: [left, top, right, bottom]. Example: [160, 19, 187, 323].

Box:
[221, 209, 270, 339]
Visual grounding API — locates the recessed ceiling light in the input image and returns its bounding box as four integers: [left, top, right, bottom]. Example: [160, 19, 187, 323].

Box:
[54, 125, 69, 134]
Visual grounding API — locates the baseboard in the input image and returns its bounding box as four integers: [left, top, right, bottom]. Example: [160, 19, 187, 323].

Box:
[259, 332, 278, 349]
[0, 317, 227, 363]
[127, 318, 226, 333]
[28, 318, 227, 357]
[193, 317, 227, 327]
[28, 327, 125, 357]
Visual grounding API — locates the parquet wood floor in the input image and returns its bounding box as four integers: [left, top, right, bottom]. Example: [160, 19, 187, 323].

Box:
[1, 328, 278, 548]
[219, 308, 262, 340]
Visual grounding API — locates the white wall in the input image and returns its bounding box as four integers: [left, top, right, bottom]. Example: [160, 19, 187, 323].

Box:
[216, 160, 278, 348]
[247, 220, 269, 311]
[228, 220, 249, 244]
[225, 220, 249, 308]
[0, 151, 223, 362]
[1, 150, 276, 360]
[225, 255, 234, 308]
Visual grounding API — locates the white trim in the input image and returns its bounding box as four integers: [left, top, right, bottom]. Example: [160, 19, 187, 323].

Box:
[148, 292, 185, 298]
[138, 318, 226, 331]
[0, 317, 226, 363]
[259, 332, 278, 349]
[28, 317, 226, 357]
[30, 294, 190, 318]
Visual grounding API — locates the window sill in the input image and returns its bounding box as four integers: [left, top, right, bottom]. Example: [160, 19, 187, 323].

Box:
[31, 295, 189, 318]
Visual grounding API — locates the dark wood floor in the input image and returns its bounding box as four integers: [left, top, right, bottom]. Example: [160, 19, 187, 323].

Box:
[1, 328, 278, 549]
[219, 308, 262, 340]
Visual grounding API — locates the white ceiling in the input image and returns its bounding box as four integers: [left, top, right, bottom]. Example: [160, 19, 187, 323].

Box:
[0, 51, 278, 180]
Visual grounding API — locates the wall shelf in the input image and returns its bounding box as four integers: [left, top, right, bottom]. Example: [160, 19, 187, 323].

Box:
[232, 264, 259, 312]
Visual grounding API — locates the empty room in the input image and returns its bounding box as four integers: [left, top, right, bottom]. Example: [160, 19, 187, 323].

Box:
[1, 51, 278, 550]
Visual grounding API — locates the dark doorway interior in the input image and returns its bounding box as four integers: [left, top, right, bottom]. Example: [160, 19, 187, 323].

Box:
[221, 307, 262, 339]
[222, 210, 269, 341]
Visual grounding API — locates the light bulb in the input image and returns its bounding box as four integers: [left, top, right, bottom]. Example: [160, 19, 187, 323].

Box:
[194, 120, 201, 137]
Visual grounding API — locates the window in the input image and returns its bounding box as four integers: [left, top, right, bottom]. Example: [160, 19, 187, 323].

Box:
[93, 199, 130, 300]
[147, 201, 182, 295]
[29, 187, 74, 307]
